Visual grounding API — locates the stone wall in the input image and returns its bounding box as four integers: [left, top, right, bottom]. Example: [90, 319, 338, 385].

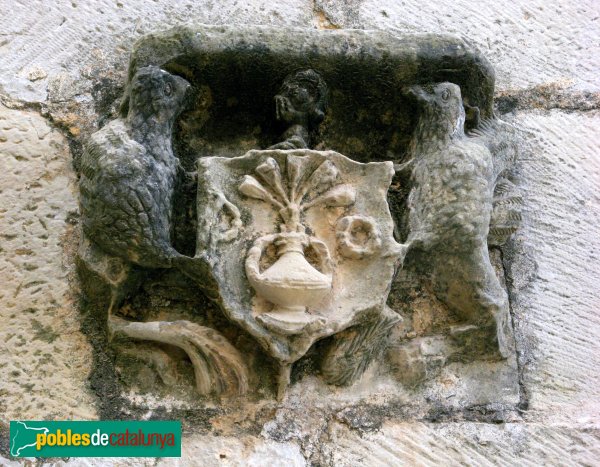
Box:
[1, 0, 599, 465]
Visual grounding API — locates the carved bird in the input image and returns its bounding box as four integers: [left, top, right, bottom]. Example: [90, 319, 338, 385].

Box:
[79, 66, 245, 395]
[80, 66, 216, 293]
[402, 82, 520, 360]
[80, 66, 190, 270]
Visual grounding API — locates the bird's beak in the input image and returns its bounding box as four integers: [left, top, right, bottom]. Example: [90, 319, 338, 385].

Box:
[402, 85, 429, 103]
[174, 75, 191, 94]
[178, 76, 192, 93]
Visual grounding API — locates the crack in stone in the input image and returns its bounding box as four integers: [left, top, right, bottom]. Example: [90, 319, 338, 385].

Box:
[498, 246, 530, 414]
[496, 83, 600, 114]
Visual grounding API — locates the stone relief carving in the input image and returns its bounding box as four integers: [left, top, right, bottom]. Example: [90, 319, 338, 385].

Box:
[196, 149, 404, 398]
[336, 215, 382, 259]
[401, 82, 519, 360]
[78, 65, 249, 396]
[77, 26, 522, 405]
[269, 69, 328, 150]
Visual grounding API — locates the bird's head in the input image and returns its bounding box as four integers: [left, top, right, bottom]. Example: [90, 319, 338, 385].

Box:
[404, 82, 466, 136]
[121, 66, 190, 124]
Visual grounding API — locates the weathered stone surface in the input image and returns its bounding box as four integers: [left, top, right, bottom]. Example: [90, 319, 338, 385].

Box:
[401, 82, 520, 361]
[502, 110, 600, 424]
[57, 108, 599, 464]
[196, 148, 402, 397]
[2, 0, 598, 107]
[197, 150, 400, 352]
[336, 0, 600, 91]
[318, 421, 600, 465]
[0, 0, 315, 103]
[71, 27, 519, 409]
[122, 25, 496, 164]
[1, 0, 599, 465]
[0, 105, 96, 421]
[174, 437, 307, 467]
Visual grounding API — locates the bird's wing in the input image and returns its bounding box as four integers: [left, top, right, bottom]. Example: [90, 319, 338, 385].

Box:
[80, 120, 147, 182]
[79, 121, 172, 266]
[468, 118, 523, 246]
[489, 177, 523, 246]
[468, 117, 519, 179]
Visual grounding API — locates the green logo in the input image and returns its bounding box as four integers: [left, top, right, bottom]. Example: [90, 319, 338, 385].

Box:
[9, 421, 181, 458]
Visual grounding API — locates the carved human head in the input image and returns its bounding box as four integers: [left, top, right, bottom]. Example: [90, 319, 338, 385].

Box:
[275, 69, 328, 128]
[120, 66, 190, 121]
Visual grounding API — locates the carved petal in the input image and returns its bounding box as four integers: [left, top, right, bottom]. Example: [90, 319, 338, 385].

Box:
[256, 157, 289, 203]
[296, 160, 339, 203]
[286, 155, 309, 202]
[239, 175, 270, 201]
[239, 175, 285, 209]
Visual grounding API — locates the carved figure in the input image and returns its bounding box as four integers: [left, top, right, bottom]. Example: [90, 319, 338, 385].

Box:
[76, 26, 522, 404]
[80, 66, 199, 289]
[269, 69, 328, 150]
[79, 66, 248, 395]
[403, 82, 520, 359]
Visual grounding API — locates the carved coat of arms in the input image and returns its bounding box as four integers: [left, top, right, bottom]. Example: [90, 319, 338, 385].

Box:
[196, 150, 404, 395]
[77, 25, 522, 406]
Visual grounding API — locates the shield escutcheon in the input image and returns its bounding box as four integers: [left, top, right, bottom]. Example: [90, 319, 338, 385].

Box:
[196, 149, 404, 383]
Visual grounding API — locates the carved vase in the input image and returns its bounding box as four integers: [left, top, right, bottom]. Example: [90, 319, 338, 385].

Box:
[246, 231, 332, 335]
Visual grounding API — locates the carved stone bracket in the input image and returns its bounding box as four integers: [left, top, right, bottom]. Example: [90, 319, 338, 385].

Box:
[76, 25, 521, 405]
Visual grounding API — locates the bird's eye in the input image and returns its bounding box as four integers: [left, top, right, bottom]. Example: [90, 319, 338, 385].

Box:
[441, 89, 450, 101]
[164, 83, 173, 97]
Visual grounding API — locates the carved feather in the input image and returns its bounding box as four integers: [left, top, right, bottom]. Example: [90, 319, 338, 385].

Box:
[489, 177, 523, 246]
[110, 317, 249, 396]
[321, 308, 401, 386]
[468, 117, 519, 179]
[468, 118, 522, 245]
